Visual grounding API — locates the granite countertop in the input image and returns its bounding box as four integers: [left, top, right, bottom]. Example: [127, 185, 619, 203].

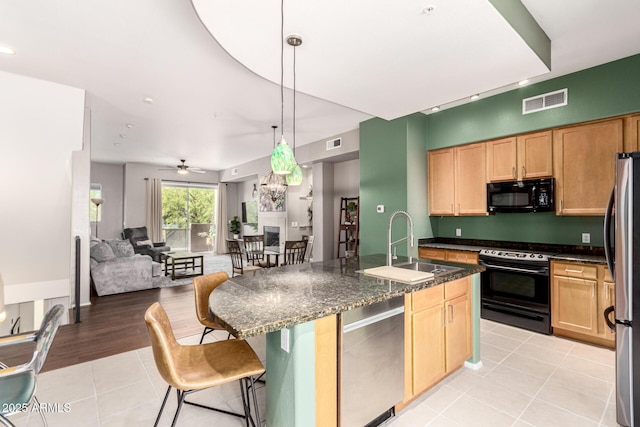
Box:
[418, 239, 607, 264]
[208, 254, 483, 339]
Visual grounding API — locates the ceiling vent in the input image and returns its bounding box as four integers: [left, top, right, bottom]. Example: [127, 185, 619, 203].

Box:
[522, 88, 568, 115]
[326, 137, 342, 151]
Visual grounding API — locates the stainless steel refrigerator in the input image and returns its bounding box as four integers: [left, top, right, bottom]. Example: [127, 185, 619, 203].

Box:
[604, 151, 640, 427]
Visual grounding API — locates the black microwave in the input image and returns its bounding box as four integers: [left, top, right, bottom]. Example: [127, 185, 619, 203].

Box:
[487, 178, 555, 213]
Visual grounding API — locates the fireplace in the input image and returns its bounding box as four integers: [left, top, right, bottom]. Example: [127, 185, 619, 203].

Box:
[264, 226, 280, 249]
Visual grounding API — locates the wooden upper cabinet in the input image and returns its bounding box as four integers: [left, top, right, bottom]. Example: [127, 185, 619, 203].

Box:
[455, 142, 487, 215]
[517, 131, 553, 179]
[553, 119, 623, 215]
[428, 149, 455, 215]
[624, 114, 640, 152]
[486, 131, 552, 182]
[486, 137, 517, 181]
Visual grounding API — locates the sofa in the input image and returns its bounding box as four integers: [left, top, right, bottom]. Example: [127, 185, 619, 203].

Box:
[90, 238, 163, 296]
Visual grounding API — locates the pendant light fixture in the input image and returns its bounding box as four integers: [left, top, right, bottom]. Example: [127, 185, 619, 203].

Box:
[270, 0, 295, 175]
[286, 34, 303, 186]
[263, 125, 288, 202]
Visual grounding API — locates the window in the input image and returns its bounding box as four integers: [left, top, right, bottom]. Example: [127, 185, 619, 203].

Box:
[161, 182, 217, 252]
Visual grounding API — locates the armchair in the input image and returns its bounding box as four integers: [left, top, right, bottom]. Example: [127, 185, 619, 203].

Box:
[123, 226, 170, 262]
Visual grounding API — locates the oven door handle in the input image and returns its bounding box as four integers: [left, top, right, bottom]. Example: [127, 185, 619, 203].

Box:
[480, 262, 548, 275]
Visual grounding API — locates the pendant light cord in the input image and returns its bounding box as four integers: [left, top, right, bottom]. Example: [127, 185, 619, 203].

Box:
[280, 0, 285, 139]
[293, 41, 296, 156]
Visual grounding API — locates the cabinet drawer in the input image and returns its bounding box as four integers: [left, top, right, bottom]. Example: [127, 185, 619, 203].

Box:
[552, 261, 597, 280]
[413, 285, 444, 312]
[418, 248, 447, 261]
[445, 250, 478, 265]
[444, 277, 469, 300]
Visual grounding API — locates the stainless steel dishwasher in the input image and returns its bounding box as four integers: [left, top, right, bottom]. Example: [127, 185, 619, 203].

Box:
[340, 296, 404, 426]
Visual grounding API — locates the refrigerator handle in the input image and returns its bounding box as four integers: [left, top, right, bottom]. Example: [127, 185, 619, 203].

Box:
[603, 186, 615, 276]
[603, 305, 616, 333]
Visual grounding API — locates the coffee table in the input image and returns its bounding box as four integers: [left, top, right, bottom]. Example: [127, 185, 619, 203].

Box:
[163, 251, 204, 280]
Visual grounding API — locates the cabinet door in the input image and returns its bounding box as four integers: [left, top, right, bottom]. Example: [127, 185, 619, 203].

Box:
[553, 119, 623, 215]
[552, 275, 598, 335]
[624, 114, 640, 152]
[455, 143, 487, 215]
[517, 131, 553, 179]
[444, 294, 471, 372]
[445, 250, 479, 265]
[412, 305, 446, 393]
[428, 149, 455, 215]
[486, 137, 517, 182]
[598, 265, 615, 343]
[418, 247, 447, 261]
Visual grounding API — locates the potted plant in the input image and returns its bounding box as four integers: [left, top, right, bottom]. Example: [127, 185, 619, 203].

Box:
[346, 201, 358, 223]
[230, 216, 241, 239]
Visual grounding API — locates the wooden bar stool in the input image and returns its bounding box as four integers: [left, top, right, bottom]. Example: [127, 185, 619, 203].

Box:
[144, 303, 265, 427]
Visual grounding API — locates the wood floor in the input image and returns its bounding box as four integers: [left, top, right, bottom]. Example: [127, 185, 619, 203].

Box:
[0, 283, 202, 372]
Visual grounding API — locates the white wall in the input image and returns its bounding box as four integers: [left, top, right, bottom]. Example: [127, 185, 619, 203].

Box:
[91, 162, 125, 239]
[0, 70, 85, 329]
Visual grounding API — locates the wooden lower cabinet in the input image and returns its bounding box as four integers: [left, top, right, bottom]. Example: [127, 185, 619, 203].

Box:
[551, 261, 614, 348]
[399, 277, 472, 409]
[418, 247, 478, 265]
[418, 247, 447, 261]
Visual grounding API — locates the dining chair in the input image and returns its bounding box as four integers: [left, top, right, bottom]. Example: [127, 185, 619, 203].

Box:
[227, 239, 261, 277]
[282, 240, 308, 265]
[302, 235, 315, 262]
[0, 304, 65, 427]
[243, 235, 270, 267]
[193, 272, 231, 344]
[145, 302, 264, 427]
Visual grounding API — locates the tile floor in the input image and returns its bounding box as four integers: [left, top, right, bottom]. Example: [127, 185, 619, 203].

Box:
[6, 320, 619, 426]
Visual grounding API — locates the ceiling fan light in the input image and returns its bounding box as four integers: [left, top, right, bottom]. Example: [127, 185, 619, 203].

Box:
[177, 169, 189, 175]
[271, 136, 295, 174]
[286, 163, 303, 186]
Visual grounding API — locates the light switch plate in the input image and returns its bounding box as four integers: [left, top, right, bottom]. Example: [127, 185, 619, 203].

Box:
[376, 205, 385, 213]
[456, 228, 462, 237]
[582, 233, 591, 244]
[281, 328, 289, 353]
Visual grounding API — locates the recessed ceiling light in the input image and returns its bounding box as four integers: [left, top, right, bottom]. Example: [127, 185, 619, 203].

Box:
[0, 44, 15, 55]
[113, 142, 121, 147]
[422, 5, 435, 14]
[125, 123, 134, 129]
[518, 79, 530, 86]
[143, 97, 154, 104]
[470, 94, 480, 101]
[431, 106, 440, 112]
[119, 134, 127, 139]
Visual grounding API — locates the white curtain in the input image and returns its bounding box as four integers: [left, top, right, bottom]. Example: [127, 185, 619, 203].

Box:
[146, 178, 163, 242]
[215, 183, 228, 254]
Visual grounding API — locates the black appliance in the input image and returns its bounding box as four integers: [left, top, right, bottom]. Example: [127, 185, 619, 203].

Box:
[479, 249, 552, 334]
[603, 152, 640, 427]
[487, 178, 554, 213]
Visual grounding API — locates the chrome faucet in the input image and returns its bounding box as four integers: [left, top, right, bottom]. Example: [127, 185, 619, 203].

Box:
[387, 210, 414, 266]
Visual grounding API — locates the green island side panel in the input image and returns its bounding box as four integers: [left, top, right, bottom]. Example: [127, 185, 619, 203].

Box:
[470, 273, 481, 364]
[266, 322, 316, 426]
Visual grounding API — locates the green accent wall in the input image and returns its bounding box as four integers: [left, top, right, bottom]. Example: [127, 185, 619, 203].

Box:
[360, 114, 433, 257]
[266, 323, 316, 426]
[426, 54, 640, 246]
[427, 54, 640, 149]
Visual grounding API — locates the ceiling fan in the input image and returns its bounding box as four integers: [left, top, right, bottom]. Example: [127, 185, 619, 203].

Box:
[159, 159, 206, 175]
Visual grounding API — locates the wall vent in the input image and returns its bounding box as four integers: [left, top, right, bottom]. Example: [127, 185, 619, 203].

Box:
[231, 167, 239, 175]
[522, 88, 568, 114]
[326, 137, 342, 151]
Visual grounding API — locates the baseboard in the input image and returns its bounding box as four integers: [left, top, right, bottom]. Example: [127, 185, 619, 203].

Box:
[464, 360, 483, 370]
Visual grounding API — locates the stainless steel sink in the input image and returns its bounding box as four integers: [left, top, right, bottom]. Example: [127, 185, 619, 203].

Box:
[394, 261, 463, 276]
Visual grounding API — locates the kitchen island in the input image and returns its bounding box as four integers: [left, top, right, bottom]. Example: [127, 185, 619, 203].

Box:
[209, 254, 483, 426]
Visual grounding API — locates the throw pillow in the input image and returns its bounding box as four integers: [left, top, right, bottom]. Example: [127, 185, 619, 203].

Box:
[136, 239, 153, 247]
[105, 239, 135, 257]
[90, 242, 116, 262]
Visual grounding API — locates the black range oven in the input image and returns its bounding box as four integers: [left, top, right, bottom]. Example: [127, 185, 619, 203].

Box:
[479, 249, 552, 334]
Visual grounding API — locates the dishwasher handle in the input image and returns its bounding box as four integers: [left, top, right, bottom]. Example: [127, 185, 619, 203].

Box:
[343, 306, 404, 334]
